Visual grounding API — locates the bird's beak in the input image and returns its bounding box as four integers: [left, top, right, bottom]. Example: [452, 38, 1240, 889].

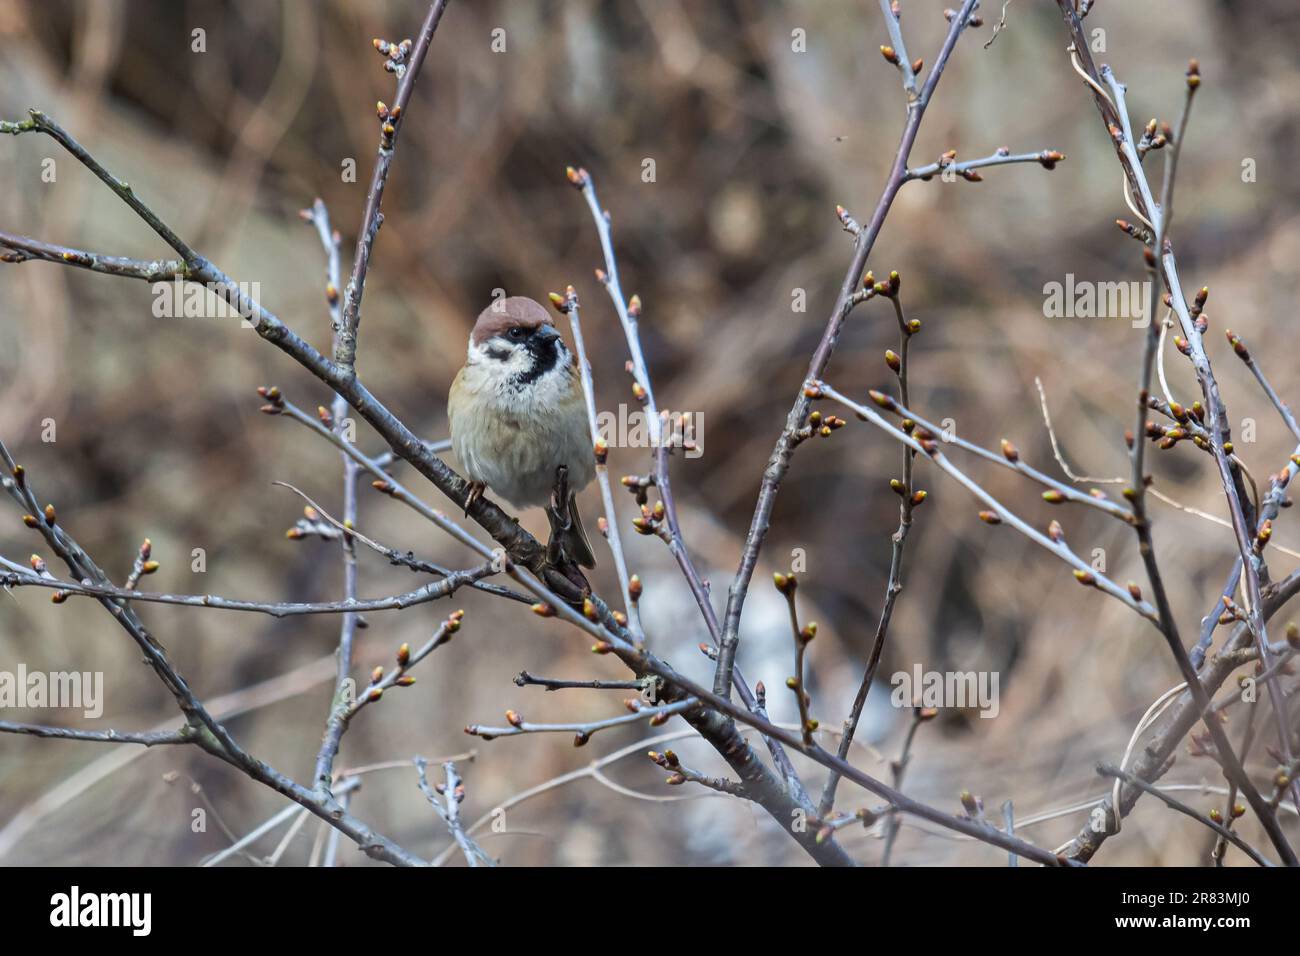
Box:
[536, 325, 561, 342]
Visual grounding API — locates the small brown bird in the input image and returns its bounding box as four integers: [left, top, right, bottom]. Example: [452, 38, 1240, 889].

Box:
[448, 296, 596, 568]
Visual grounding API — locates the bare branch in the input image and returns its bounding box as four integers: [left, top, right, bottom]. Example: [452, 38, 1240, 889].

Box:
[904, 147, 1064, 182]
[714, 0, 981, 698]
[0, 230, 185, 281]
[415, 758, 495, 867]
[1, 560, 495, 617]
[335, 0, 451, 372]
[1097, 763, 1270, 867]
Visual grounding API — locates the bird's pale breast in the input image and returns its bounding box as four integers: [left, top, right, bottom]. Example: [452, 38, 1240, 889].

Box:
[449, 363, 594, 508]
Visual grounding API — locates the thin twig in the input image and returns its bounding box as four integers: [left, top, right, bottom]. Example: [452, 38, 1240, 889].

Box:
[814, 383, 1158, 621]
[1097, 764, 1270, 867]
[466, 699, 698, 743]
[904, 147, 1063, 182]
[554, 287, 642, 637]
[335, 0, 450, 372]
[714, 0, 981, 699]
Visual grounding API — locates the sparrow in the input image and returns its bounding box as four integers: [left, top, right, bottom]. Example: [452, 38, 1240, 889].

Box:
[448, 296, 597, 569]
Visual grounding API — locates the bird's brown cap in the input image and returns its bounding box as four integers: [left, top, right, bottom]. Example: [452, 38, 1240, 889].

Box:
[471, 296, 554, 345]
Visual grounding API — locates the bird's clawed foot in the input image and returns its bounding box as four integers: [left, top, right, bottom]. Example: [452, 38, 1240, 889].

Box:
[463, 480, 485, 516]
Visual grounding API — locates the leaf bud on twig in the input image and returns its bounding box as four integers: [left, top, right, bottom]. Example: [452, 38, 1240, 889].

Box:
[1225, 329, 1249, 361]
[868, 390, 897, 411]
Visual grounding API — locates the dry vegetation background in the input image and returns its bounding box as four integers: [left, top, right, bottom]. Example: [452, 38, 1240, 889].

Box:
[1, 0, 1298, 865]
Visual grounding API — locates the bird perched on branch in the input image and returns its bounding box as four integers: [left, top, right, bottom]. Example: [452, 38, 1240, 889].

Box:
[448, 295, 596, 570]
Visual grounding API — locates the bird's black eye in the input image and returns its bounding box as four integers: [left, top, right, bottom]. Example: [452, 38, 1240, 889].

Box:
[507, 326, 527, 340]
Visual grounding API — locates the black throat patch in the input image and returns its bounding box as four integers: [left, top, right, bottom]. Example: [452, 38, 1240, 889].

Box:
[512, 336, 561, 387]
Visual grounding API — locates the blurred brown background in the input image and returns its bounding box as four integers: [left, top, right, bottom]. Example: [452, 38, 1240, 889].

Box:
[1, 0, 1298, 865]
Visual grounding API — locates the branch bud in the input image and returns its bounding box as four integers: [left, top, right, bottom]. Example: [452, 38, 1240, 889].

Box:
[1225, 329, 1249, 361]
[868, 390, 897, 412]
